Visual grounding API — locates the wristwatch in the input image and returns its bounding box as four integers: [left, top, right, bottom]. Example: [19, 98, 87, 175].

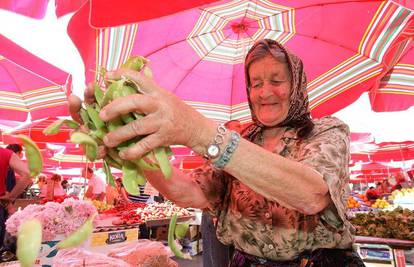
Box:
[204, 124, 227, 160]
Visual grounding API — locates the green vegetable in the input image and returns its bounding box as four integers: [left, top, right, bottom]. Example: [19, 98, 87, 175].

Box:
[43, 119, 79, 135]
[103, 161, 116, 187]
[122, 161, 141, 196]
[121, 56, 147, 71]
[168, 214, 192, 260]
[175, 223, 190, 239]
[154, 147, 172, 179]
[86, 106, 105, 130]
[57, 213, 97, 249]
[16, 135, 43, 177]
[94, 82, 104, 107]
[16, 218, 42, 267]
[70, 132, 98, 161]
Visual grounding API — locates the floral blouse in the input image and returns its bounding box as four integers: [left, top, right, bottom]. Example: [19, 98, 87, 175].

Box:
[193, 116, 354, 261]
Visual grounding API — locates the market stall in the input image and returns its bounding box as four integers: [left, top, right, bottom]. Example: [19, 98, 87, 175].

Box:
[4, 197, 198, 266]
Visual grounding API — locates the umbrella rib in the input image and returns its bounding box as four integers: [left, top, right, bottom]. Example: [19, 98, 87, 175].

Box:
[4, 58, 64, 87]
[171, 32, 235, 94]
[144, 6, 232, 58]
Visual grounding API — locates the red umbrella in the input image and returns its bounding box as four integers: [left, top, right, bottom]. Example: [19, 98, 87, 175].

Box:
[0, 34, 72, 122]
[351, 141, 414, 162]
[68, 0, 414, 123]
[2, 117, 74, 144]
[349, 173, 389, 184]
[370, 43, 414, 111]
[356, 162, 402, 175]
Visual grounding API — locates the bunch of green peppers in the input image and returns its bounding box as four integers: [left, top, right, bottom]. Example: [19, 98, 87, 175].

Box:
[43, 56, 173, 196]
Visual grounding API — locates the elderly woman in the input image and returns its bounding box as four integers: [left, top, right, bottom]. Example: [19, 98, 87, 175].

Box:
[69, 39, 364, 266]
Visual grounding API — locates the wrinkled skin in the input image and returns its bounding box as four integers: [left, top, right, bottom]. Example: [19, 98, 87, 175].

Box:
[68, 69, 215, 160]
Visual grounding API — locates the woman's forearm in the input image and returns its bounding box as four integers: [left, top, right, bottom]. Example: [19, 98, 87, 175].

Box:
[144, 167, 209, 209]
[222, 139, 330, 214]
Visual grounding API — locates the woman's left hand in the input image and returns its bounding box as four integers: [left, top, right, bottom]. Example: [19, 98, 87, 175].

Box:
[99, 68, 216, 160]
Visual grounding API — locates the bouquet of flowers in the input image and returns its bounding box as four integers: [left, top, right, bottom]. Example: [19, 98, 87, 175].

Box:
[6, 197, 97, 241]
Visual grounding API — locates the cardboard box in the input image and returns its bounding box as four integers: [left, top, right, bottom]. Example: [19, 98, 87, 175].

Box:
[189, 239, 203, 256]
[89, 228, 139, 247]
[186, 225, 200, 241]
[33, 228, 139, 267]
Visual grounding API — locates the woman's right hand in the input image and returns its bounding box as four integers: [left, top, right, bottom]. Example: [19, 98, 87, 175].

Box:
[98, 68, 216, 160]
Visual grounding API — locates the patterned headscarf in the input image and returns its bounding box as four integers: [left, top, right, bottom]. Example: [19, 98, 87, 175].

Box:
[242, 39, 314, 139]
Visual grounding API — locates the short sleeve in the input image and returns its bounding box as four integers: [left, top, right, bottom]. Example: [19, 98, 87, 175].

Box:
[298, 117, 350, 229]
[191, 163, 229, 216]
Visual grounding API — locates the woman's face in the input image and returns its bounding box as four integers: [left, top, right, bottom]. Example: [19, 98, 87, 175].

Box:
[248, 55, 291, 127]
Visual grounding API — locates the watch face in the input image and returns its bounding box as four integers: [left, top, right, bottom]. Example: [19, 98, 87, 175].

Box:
[207, 144, 220, 158]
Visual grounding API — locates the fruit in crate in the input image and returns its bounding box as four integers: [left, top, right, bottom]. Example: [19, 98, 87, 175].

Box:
[371, 198, 390, 209]
[91, 200, 114, 212]
[347, 196, 361, 209]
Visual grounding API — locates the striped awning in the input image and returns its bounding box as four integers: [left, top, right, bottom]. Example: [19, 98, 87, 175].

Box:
[0, 34, 71, 121]
[370, 43, 414, 111]
[69, 0, 414, 123]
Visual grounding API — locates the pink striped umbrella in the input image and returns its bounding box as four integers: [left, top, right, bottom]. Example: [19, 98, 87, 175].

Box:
[68, 0, 414, 123]
[0, 34, 72, 121]
[370, 42, 414, 111]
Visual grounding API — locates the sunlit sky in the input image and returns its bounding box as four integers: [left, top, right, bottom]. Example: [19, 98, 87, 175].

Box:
[1, 0, 413, 143]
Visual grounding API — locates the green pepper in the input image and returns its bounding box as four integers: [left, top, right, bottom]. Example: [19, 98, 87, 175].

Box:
[122, 161, 141, 196]
[121, 56, 147, 71]
[104, 155, 123, 170]
[175, 223, 190, 239]
[16, 218, 42, 267]
[102, 79, 126, 107]
[103, 161, 116, 187]
[57, 213, 97, 249]
[107, 116, 124, 132]
[80, 108, 93, 129]
[70, 132, 98, 161]
[43, 119, 79, 135]
[154, 147, 172, 179]
[86, 106, 106, 130]
[168, 214, 192, 260]
[16, 135, 43, 177]
[94, 82, 104, 107]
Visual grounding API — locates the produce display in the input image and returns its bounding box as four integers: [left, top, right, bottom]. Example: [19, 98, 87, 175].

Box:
[43, 56, 173, 197]
[135, 202, 193, 222]
[389, 188, 414, 204]
[6, 198, 97, 241]
[350, 207, 414, 240]
[347, 194, 372, 212]
[105, 202, 193, 226]
[91, 200, 114, 212]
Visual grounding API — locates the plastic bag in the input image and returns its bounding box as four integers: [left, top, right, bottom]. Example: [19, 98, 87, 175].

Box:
[53, 248, 132, 267]
[107, 239, 178, 267]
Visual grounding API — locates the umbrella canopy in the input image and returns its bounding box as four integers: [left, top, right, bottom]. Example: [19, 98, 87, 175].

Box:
[351, 140, 414, 162]
[0, 0, 48, 19]
[68, 0, 414, 123]
[2, 117, 74, 144]
[0, 34, 72, 122]
[370, 42, 414, 111]
[353, 162, 403, 175]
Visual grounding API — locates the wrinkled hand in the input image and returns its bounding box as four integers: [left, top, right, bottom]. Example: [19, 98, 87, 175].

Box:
[99, 69, 215, 160]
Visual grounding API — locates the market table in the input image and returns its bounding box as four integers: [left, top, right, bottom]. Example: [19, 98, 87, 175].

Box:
[355, 236, 414, 267]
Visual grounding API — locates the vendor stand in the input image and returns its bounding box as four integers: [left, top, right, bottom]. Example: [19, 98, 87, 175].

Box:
[354, 236, 414, 267]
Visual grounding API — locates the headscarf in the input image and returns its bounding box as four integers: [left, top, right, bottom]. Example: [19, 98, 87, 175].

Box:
[242, 39, 313, 140]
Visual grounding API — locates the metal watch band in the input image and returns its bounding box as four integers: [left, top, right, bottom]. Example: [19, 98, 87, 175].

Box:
[204, 123, 227, 160]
